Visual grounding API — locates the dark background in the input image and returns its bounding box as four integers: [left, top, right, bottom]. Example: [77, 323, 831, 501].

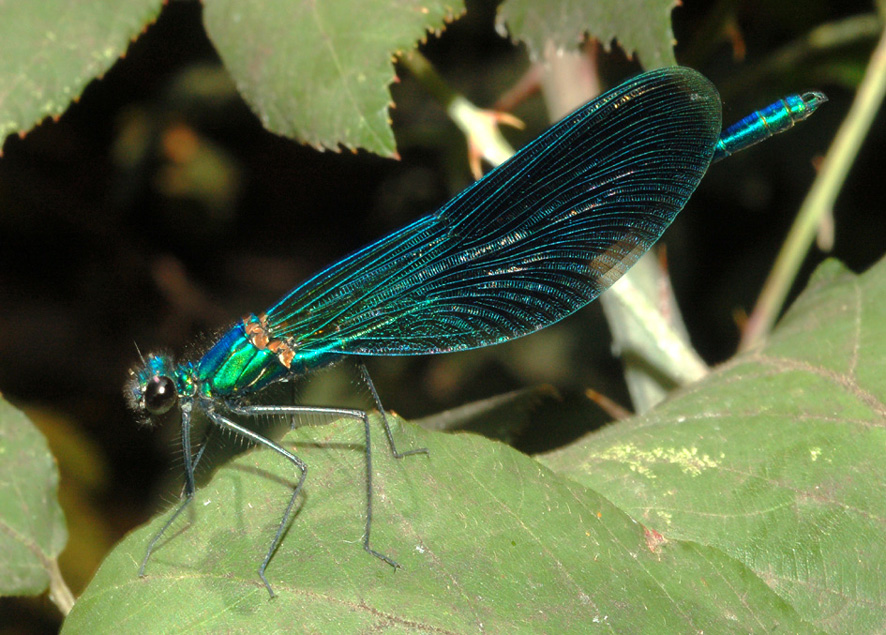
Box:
[1, 0, 882, 630]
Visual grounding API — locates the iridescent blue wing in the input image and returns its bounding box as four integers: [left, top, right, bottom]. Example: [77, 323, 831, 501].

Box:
[264, 66, 722, 358]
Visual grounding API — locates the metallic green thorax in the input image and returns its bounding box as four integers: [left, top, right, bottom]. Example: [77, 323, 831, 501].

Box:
[128, 315, 343, 410]
[192, 320, 291, 397]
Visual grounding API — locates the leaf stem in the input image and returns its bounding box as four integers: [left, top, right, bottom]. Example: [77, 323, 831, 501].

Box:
[48, 558, 74, 615]
[401, 50, 520, 176]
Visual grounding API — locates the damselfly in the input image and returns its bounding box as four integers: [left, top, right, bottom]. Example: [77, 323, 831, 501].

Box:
[128, 66, 825, 596]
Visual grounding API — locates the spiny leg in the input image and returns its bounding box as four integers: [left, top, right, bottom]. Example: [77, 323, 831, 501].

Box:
[230, 400, 422, 575]
[206, 405, 307, 598]
[140, 401, 198, 578]
[139, 492, 195, 578]
[358, 363, 429, 459]
[142, 414, 221, 577]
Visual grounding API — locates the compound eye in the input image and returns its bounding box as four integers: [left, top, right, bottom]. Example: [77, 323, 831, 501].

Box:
[143, 376, 178, 415]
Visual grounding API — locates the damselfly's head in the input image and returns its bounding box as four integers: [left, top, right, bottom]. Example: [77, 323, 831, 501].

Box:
[126, 353, 192, 426]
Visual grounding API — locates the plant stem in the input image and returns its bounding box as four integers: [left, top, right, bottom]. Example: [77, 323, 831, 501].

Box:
[740, 23, 886, 352]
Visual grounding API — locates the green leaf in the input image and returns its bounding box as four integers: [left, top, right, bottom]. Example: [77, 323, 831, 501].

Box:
[0, 397, 68, 596]
[497, 0, 678, 69]
[541, 258, 886, 632]
[203, 0, 466, 157]
[0, 0, 163, 142]
[65, 417, 809, 631]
